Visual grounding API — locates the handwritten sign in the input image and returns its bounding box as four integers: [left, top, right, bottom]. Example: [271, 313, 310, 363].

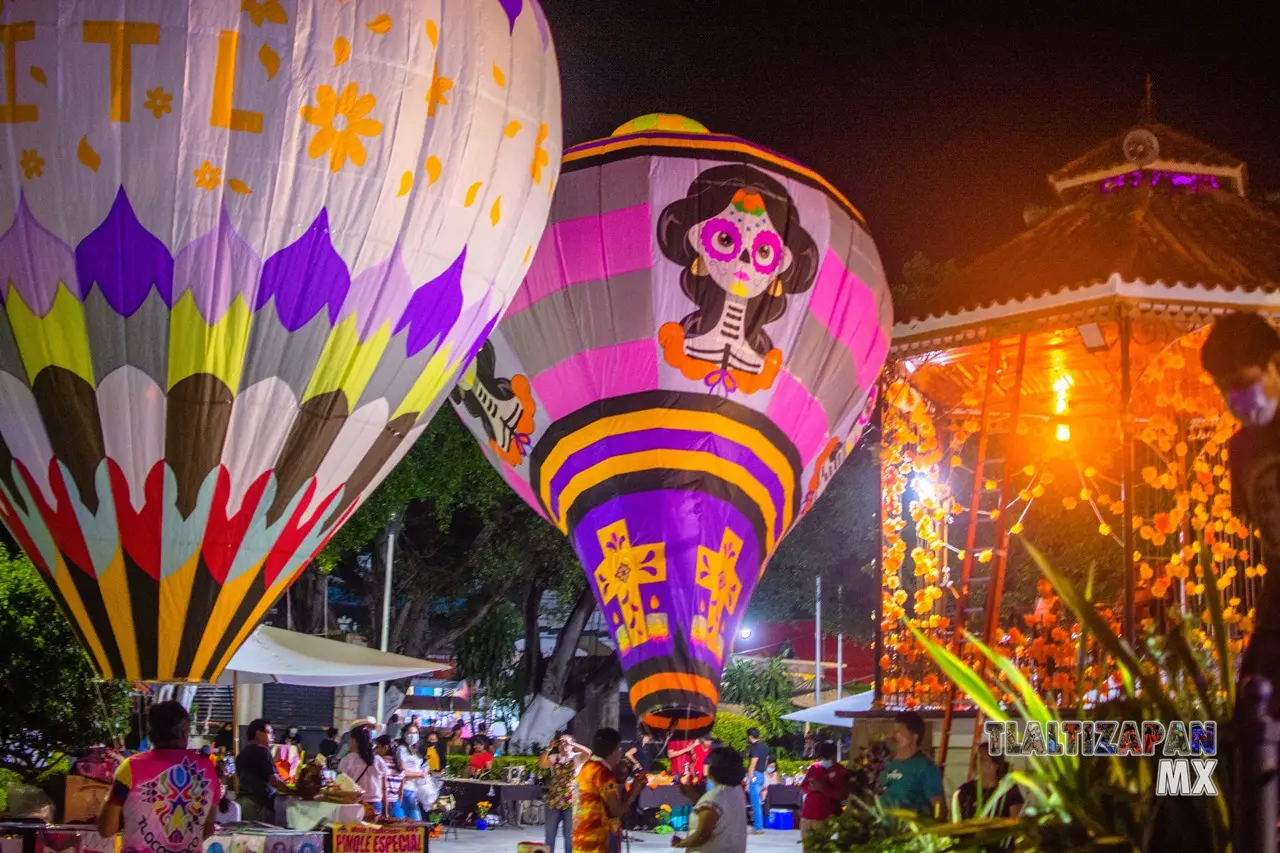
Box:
[331, 825, 424, 853]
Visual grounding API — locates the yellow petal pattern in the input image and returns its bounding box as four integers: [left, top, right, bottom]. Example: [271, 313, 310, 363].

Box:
[77, 135, 101, 172]
[425, 155, 442, 185]
[333, 37, 351, 67]
[490, 196, 501, 225]
[504, 120, 522, 138]
[366, 14, 392, 34]
[228, 179, 253, 195]
[29, 66, 47, 86]
[258, 44, 280, 80]
[492, 64, 506, 87]
[425, 20, 439, 48]
[397, 170, 413, 197]
[464, 181, 482, 207]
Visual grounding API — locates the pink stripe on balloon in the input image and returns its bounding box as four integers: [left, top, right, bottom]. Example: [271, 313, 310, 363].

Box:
[531, 339, 657, 422]
[766, 371, 831, 464]
[807, 249, 888, 383]
[508, 204, 653, 315]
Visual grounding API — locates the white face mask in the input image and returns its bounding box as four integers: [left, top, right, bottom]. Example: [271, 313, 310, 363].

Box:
[405, 734, 420, 745]
[1228, 378, 1280, 427]
[820, 760, 834, 769]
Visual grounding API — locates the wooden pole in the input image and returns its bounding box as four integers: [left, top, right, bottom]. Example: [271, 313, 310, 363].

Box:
[873, 387, 886, 707]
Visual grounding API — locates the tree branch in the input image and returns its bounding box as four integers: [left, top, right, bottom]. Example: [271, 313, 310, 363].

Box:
[542, 585, 597, 705]
[421, 573, 521, 655]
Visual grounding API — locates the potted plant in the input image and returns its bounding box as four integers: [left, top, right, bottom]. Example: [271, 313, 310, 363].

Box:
[475, 800, 492, 830]
[653, 804, 674, 836]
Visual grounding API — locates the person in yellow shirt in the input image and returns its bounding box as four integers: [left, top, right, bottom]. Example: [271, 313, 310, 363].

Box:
[424, 730, 444, 773]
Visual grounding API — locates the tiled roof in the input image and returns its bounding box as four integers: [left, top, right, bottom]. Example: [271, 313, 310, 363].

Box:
[899, 184, 1280, 324]
[1049, 123, 1244, 192]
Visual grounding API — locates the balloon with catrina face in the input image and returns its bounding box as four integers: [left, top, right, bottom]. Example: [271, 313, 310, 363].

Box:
[450, 115, 892, 736]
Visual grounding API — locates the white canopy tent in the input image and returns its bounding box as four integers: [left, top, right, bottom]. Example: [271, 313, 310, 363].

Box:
[219, 626, 446, 686]
[782, 691, 874, 727]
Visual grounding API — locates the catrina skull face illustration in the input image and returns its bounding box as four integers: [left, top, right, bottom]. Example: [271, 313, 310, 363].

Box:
[687, 188, 793, 300]
[456, 362, 524, 453]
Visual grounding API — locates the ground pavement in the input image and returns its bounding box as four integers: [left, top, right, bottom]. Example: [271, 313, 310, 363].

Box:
[431, 825, 804, 851]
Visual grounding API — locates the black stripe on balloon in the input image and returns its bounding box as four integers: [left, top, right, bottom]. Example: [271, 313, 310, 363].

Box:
[560, 145, 867, 231]
[563, 468, 769, 562]
[201, 568, 269, 681]
[62, 554, 126, 678]
[529, 390, 803, 518]
[122, 551, 160, 680]
[37, 566, 100, 671]
[173, 558, 222, 680]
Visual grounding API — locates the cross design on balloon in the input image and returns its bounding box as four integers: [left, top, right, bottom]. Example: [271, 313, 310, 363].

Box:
[593, 520, 667, 652]
[693, 527, 744, 661]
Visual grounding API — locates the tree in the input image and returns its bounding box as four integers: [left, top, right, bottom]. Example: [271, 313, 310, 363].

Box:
[891, 251, 960, 319]
[0, 546, 132, 781]
[750, 443, 881, 642]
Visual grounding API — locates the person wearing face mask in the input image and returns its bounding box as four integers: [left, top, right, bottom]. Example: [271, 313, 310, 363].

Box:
[395, 726, 426, 820]
[1203, 313, 1280, 710]
[670, 747, 748, 852]
[799, 741, 848, 841]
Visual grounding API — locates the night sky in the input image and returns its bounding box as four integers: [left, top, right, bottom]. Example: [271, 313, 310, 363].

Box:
[541, 1, 1280, 278]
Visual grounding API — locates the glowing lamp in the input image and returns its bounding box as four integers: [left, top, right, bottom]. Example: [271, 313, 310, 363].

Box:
[1057, 423, 1072, 441]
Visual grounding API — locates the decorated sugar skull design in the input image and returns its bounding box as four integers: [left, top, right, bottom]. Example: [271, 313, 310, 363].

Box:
[449, 341, 536, 466]
[657, 165, 819, 394]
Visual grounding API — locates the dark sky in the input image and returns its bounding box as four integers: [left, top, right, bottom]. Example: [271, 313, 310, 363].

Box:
[541, 1, 1280, 277]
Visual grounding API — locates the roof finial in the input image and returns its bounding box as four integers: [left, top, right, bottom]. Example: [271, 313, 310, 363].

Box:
[1142, 74, 1155, 124]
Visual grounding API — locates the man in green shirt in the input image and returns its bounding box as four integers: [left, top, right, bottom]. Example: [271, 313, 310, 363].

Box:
[878, 712, 944, 817]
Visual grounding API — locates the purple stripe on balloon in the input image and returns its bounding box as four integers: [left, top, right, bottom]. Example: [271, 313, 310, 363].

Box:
[498, 0, 523, 31]
[172, 210, 263, 325]
[257, 209, 351, 332]
[75, 188, 174, 317]
[337, 248, 415, 340]
[571, 489, 762, 675]
[565, 133, 813, 173]
[546, 429, 789, 542]
[0, 195, 77, 315]
[394, 249, 465, 357]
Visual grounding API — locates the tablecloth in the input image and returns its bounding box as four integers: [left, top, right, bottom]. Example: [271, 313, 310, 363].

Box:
[764, 786, 803, 810]
[274, 799, 367, 831]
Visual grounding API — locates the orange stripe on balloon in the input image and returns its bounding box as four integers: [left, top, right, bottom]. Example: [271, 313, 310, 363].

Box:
[628, 672, 720, 706]
[97, 550, 141, 679]
[641, 714, 716, 732]
[562, 135, 865, 227]
[188, 562, 264, 680]
[156, 553, 200, 681]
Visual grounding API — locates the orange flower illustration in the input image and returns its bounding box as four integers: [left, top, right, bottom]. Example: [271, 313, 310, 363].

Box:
[301, 83, 383, 172]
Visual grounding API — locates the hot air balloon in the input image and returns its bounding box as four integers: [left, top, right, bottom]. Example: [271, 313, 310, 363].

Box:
[0, 0, 561, 682]
[450, 115, 891, 735]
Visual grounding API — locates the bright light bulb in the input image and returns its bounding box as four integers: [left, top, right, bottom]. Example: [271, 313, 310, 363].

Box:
[913, 475, 936, 501]
[1057, 424, 1071, 442]
[739, 627, 753, 640]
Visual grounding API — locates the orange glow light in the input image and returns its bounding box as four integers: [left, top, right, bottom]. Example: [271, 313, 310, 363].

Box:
[1056, 423, 1071, 441]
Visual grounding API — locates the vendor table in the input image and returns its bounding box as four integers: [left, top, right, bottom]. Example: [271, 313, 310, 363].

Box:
[441, 779, 543, 826]
[274, 799, 366, 831]
[0, 825, 326, 853]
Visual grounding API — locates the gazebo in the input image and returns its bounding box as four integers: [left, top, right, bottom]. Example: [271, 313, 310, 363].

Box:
[873, 119, 1280, 774]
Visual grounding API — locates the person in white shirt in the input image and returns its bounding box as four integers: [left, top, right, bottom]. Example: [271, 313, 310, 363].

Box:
[338, 727, 388, 819]
[671, 746, 748, 853]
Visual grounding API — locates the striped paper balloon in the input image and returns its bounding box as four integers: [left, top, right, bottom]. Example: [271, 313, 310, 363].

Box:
[0, 0, 561, 682]
[450, 116, 891, 735]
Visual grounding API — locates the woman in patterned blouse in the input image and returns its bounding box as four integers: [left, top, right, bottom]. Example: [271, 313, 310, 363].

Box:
[573, 729, 648, 853]
[539, 733, 591, 852]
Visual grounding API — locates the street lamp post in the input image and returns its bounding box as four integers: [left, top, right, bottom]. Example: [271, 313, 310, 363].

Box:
[375, 515, 401, 729]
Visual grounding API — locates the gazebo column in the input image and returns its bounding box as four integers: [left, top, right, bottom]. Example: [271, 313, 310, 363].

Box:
[1119, 307, 1137, 645]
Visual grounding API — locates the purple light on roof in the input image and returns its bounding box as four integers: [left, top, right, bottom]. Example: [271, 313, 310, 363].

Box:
[1100, 170, 1221, 194]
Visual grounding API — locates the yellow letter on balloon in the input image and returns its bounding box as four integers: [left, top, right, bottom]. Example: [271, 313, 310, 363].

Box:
[0, 22, 37, 123]
[211, 30, 264, 133]
[82, 20, 161, 122]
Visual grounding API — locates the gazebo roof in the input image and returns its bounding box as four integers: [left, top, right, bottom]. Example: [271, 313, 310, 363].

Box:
[1049, 123, 1246, 197]
[894, 124, 1280, 348]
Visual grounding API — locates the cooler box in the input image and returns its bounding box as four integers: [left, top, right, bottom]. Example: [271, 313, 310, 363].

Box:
[767, 809, 794, 831]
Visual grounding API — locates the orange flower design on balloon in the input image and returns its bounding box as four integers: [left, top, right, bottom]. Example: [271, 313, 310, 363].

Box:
[300, 83, 383, 173]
